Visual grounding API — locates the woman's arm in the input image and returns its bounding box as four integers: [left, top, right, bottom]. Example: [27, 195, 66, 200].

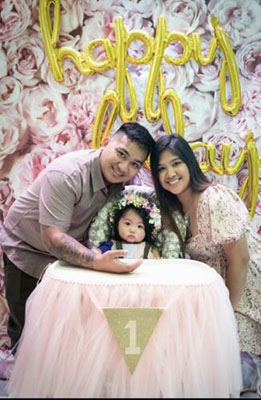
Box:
[223, 236, 249, 310]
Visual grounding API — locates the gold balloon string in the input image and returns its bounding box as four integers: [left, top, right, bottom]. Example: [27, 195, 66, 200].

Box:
[144, 16, 166, 122]
[126, 31, 152, 65]
[58, 46, 95, 76]
[190, 33, 217, 65]
[245, 132, 259, 218]
[38, 0, 259, 216]
[39, 0, 242, 131]
[221, 143, 246, 175]
[91, 90, 119, 149]
[164, 31, 192, 66]
[190, 142, 211, 173]
[114, 18, 137, 122]
[207, 144, 224, 175]
[83, 38, 115, 72]
[211, 15, 241, 116]
[39, 0, 63, 81]
[161, 87, 185, 136]
[191, 132, 259, 218]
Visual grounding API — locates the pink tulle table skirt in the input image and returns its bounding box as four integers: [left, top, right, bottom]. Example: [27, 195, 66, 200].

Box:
[8, 259, 242, 398]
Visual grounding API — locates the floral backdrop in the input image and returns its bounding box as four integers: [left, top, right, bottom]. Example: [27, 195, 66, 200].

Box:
[0, 0, 261, 350]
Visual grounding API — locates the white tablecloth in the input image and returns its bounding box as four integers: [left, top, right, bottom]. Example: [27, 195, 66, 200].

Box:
[8, 259, 242, 398]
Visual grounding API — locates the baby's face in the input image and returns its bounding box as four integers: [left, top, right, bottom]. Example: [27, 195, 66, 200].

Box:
[118, 209, 146, 243]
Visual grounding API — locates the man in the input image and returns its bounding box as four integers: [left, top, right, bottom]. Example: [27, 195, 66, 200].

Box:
[1, 122, 155, 351]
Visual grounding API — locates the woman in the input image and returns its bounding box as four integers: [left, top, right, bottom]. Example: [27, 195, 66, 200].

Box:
[150, 133, 260, 395]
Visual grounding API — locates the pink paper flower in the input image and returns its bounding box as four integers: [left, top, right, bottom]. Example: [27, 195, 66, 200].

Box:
[6, 32, 45, 87]
[0, 179, 14, 220]
[22, 84, 68, 145]
[0, 0, 31, 42]
[0, 113, 28, 169]
[9, 147, 58, 198]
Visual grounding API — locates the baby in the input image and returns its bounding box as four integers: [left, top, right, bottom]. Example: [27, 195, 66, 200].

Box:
[98, 194, 161, 259]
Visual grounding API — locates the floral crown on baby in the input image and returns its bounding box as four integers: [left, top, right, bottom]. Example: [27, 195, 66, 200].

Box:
[108, 193, 162, 239]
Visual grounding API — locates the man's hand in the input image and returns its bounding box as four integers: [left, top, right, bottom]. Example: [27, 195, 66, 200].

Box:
[91, 248, 102, 255]
[41, 225, 142, 273]
[93, 250, 142, 273]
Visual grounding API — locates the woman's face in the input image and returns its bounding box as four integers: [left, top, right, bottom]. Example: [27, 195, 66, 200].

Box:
[157, 149, 190, 197]
[118, 209, 146, 243]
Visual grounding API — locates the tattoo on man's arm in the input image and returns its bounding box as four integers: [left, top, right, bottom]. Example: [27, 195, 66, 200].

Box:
[49, 234, 95, 269]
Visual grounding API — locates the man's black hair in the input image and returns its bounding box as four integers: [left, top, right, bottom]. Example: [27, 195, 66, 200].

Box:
[114, 122, 155, 157]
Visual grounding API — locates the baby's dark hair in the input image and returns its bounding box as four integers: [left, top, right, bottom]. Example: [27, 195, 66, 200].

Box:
[112, 205, 154, 245]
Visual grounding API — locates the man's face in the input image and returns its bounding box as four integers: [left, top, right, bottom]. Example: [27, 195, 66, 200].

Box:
[100, 132, 148, 184]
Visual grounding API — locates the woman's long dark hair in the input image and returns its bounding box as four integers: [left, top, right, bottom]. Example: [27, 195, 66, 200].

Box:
[150, 134, 210, 252]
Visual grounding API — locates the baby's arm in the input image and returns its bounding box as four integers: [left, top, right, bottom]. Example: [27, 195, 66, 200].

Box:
[97, 240, 114, 254]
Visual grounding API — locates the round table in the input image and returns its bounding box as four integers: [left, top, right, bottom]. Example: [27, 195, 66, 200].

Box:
[7, 259, 242, 398]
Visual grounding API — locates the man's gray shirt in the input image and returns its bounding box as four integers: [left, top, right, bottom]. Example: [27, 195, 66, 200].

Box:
[0, 149, 123, 278]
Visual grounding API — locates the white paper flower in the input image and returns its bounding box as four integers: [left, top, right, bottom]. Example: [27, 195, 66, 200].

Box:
[203, 120, 245, 165]
[208, 0, 261, 48]
[6, 32, 45, 87]
[236, 33, 261, 86]
[0, 113, 27, 169]
[0, 179, 14, 219]
[0, 76, 23, 111]
[0, 0, 31, 42]
[22, 84, 68, 144]
[9, 146, 58, 198]
[0, 46, 7, 78]
[173, 87, 217, 141]
[216, 80, 261, 147]
[163, 0, 208, 34]
[59, 0, 84, 33]
[49, 123, 87, 154]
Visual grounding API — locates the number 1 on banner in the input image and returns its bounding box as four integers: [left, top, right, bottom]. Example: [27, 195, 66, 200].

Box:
[103, 307, 163, 374]
[125, 320, 140, 355]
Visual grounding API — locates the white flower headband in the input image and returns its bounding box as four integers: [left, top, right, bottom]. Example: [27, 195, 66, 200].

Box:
[108, 193, 162, 239]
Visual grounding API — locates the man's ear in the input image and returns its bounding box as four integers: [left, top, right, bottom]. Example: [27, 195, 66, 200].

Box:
[101, 136, 110, 146]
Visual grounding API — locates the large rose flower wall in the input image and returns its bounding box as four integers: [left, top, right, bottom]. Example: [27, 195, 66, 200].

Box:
[0, 0, 260, 349]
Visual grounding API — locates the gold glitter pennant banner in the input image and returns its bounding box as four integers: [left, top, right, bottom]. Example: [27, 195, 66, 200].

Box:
[103, 307, 163, 375]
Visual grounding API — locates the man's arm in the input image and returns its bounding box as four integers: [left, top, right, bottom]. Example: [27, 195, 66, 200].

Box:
[41, 225, 142, 273]
[223, 237, 249, 310]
